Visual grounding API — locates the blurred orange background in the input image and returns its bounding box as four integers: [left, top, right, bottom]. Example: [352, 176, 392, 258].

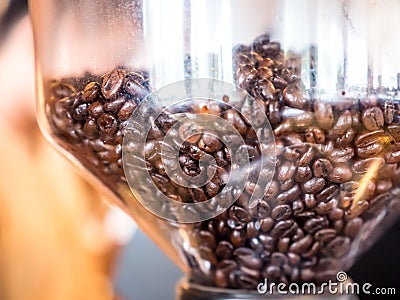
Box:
[0, 5, 126, 300]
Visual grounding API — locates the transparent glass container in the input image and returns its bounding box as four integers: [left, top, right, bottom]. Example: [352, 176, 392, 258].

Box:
[30, 0, 400, 298]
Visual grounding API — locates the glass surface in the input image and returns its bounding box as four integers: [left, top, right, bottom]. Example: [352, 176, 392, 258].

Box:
[31, 0, 400, 291]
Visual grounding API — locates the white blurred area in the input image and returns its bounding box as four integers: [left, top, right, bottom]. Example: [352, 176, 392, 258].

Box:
[0, 11, 136, 300]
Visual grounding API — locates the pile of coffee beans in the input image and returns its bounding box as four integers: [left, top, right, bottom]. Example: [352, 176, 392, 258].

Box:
[46, 33, 400, 289]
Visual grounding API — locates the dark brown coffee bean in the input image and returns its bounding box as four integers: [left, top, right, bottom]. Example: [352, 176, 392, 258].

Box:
[255, 79, 275, 102]
[260, 217, 274, 232]
[233, 247, 262, 269]
[385, 144, 400, 164]
[215, 260, 237, 288]
[259, 234, 275, 252]
[235, 54, 253, 66]
[201, 134, 222, 153]
[329, 147, 354, 163]
[314, 101, 334, 130]
[304, 216, 329, 233]
[249, 200, 271, 218]
[101, 69, 125, 99]
[367, 192, 393, 215]
[223, 109, 247, 135]
[355, 130, 387, 158]
[228, 206, 252, 229]
[117, 100, 136, 121]
[345, 200, 369, 220]
[302, 178, 326, 194]
[82, 82, 100, 102]
[352, 157, 385, 174]
[316, 184, 339, 202]
[312, 158, 333, 178]
[230, 229, 246, 247]
[277, 237, 290, 252]
[362, 107, 384, 130]
[97, 113, 117, 134]
[304, 194, 316, 208]
[332, 110, 352, 135]
[376, 179, 393, 194]
[88, 101, 104, 118]
[295, 166, 312, 183]
[206, 180, 220, 198]
[271, 205, 292, 220]
[329, 207, 344, 221]
[263, 265, 282, 280]
[230, 270, 259, 289]
[344, 217, 363, 239]
[216, 241, 234, 260]
[277, 184, 301, 204]
[289, 235, 313, 254]
[256, 66, 273, 79]
[314, 228, 337, 242]
[283, 84, 308, 109]
[278, 161, 297, 182]
[104, 97, 125, 113]
[83, 118, 99, 140]
[189, 187, 207, 202]
[328, 163, 352, 183]
[246, 221, 260, 239]
[270, 220, 297, 238]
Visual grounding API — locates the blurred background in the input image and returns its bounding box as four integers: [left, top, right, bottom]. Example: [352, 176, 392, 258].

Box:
[0, 1, 398, 299]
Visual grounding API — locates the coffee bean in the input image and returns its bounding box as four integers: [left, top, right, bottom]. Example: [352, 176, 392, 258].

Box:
[302, 178, 326, 194]
[101, 68, 125, 99]
[344, 218, 363, 239]
[304, 194, 317, 208]
[326, 237, 351, 258]
[304, 216, 329, 233]
[328, 163, 352, 183]
[216, 241, 234, 259]
[230, 229, 246, 247]
[289, 235, 313, 253]
[270, 220, 297, 238]
[362, 107, 384, 130]
[271, 205, 292, 220]
[97, 113, 117, 134]
[234, 247, 262, 269]
[314, 101, 334, 130]
[314, 228, 337, 242]
[313, 159, 332, 179]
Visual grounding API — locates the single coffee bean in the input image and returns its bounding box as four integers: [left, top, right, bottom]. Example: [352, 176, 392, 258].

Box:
[314, 228, 337, 242]
[277, 184, 301, 204]
[314, 101, 334, 130]
[289, 235, 313, 254]
[344, 217, 363, 239]
[352, 157, 385, 174]
[233, 247, 262, 269]
[301, 178, 326, 194]
[332, 110, 352, 135]
[271, 204, 292, 220]
[270, 220, 297, 238]
[313, 158, 333, 178]
[101, 68, 125, 99]
[328, 163, 353, 183]
[304, 194, 317, 208]
[362, 107, 384, 130]
[277, 237, 290, 252]
[304, 216, 329, 233]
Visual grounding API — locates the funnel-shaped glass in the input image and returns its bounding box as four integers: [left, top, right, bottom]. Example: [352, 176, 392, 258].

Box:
[30, 0, 400, 296]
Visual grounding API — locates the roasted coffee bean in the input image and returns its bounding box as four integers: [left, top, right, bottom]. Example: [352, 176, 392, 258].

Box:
[234, 247, 262, 269]
[271, 205, 292, 220]
[97, 113, 117, 134]
[345, 200, 369, 220]
[355, 130, 387, 158]
[215, 260, 237, 288]
[289, 235, 312, 254]
[270, 220, 297, 238]
[277, 237, 290, 253]
[344, 217, 363, 239]
[283, 84, 309, 109]
[259, 234, 275, 252]
[304, 194, 317, 208]
[329, 147, 354, 163]
[314, 101, 334, 130]
[314, 228, 337, 243]
[223, 109, 248, 135]
[246, 221, 261, 239]
[255, 79, 275, 102]
[260, 217, 274, 232]
[362, 107, 384, 130]
[276, 184, 301, 204]
[101, 69, 125, 99]
[313, 159, 333, 178]
[352, 157, 385, 174]
[249, 200, 271, 218]
[278, 161, 297, 182]
[304, 216, 329, 233]
[302, 178, 326, 194]
[230, 229, 247, 247]
[328, 163, 352, 183]
[295, 166, 312, 183]
[316, 184, 339, 202]
[332, 110, 352, 135]
[216, 241, 234, 260]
